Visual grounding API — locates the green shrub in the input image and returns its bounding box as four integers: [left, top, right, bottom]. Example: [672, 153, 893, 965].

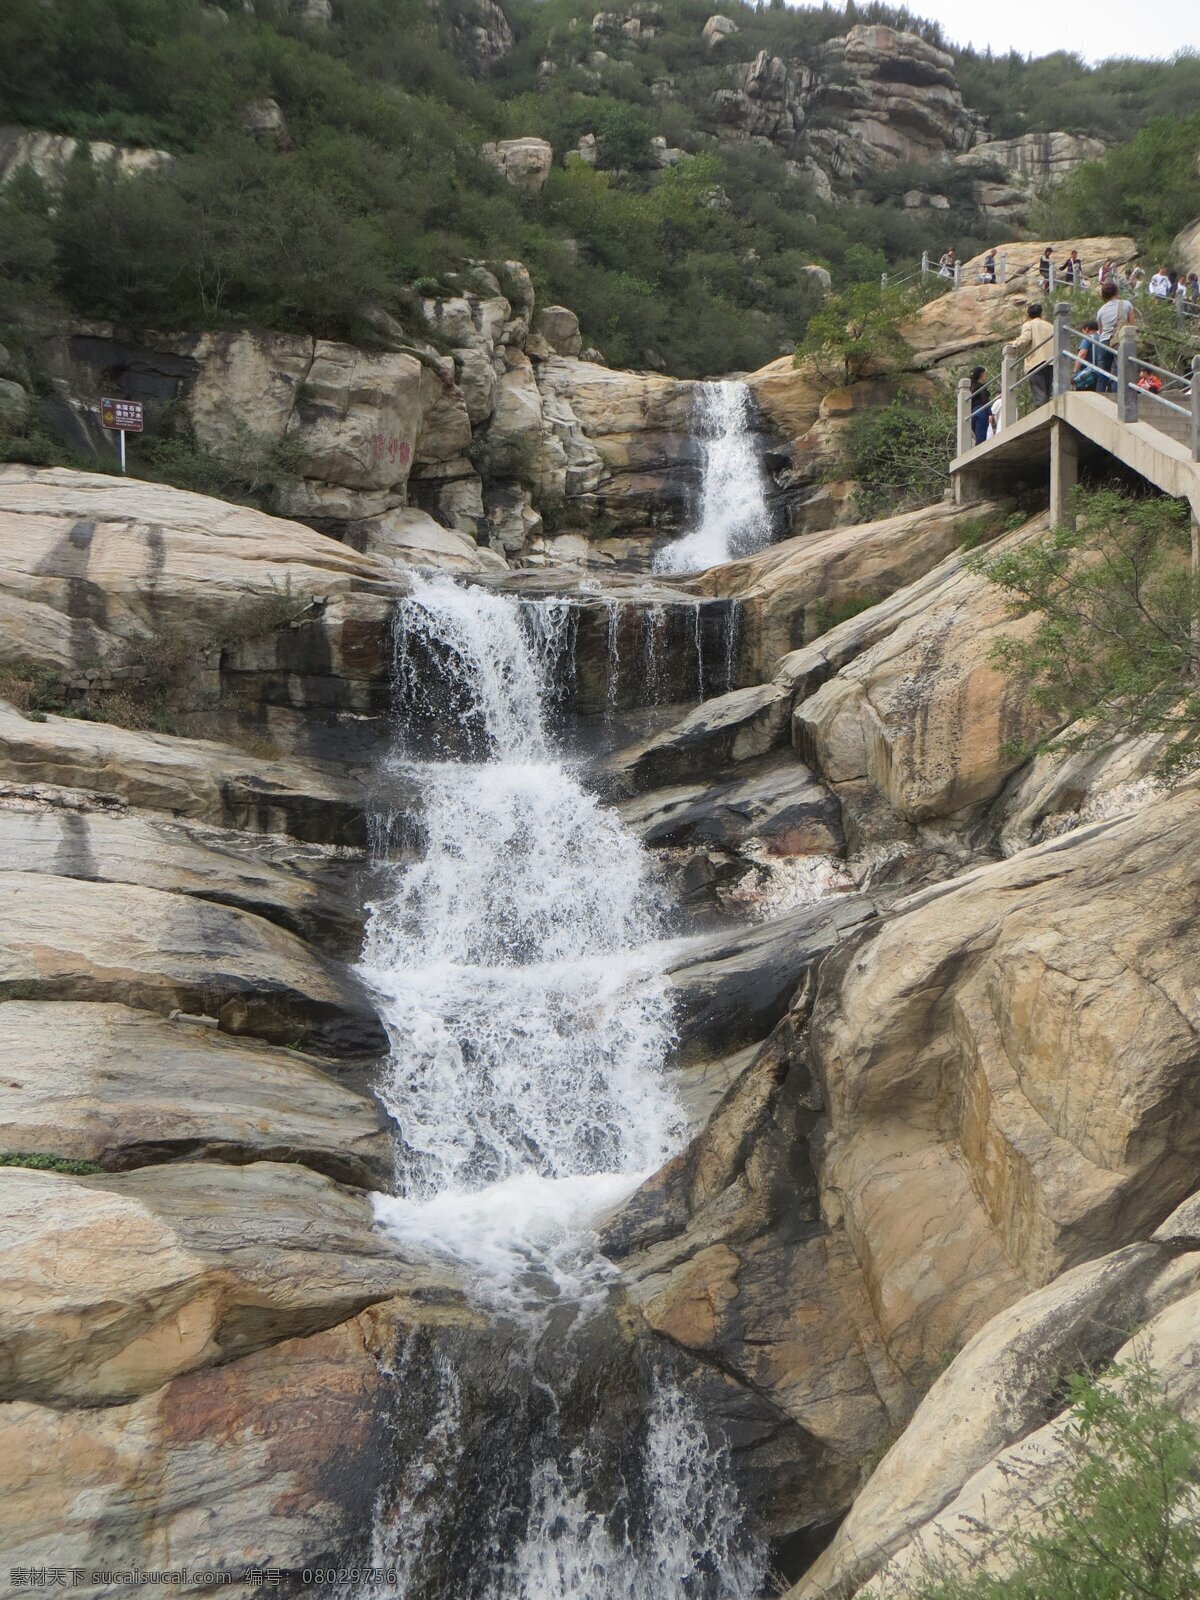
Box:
[890, 1359, 1200, 1600]
[0, 1151, 105, 1175]
[839, 391, 957, 519]
[794, 280, 922, 385]
[972, 487, 1200, 766]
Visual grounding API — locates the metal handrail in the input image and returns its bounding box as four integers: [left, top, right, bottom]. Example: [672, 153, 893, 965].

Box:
[1135, 385, 1190, 419]
[956, 310, 1200, 461]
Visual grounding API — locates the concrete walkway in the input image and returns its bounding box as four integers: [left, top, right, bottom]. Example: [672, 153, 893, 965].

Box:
[951, 389, 1200, 524]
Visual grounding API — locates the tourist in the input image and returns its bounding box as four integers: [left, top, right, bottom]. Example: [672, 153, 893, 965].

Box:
[988, 394, 1002, 438]
[1013, 302, 1054, 406]
[1072, 320, 1103, 390]
[1186, 272, 1200, 302]
[1126, 265, 1146, 294]
[980, 249, 997, 284]
[938, 247, 958, 279]
[1038, 246, 1054, 288]
[1098, 258, 1115, 288]
[969, 365, 991, 444]
[1148, 266, 1172, 298]
[1058, 247, 1083, 287]
[1095, 278, 1135, 392]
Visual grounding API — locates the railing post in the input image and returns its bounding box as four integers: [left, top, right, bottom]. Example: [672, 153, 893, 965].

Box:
[998, 252, 1007, 285]
[1191, 355, 1200, 462]
[1176, 293, 1184, 325]
[953, 260, 961, 290]
[1052, 299, 1073, 397]
[1001, 343, 1018, 430]
[1049, 262, 1057, 293]
[1116, 326, 1138, 424]
[921, 249, 929, 277]
[880, 272, 888, 291]
[956, 375, 972, 456]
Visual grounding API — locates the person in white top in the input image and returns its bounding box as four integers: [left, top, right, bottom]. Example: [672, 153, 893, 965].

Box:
[1095, 280, 1136, 392]
[1148, 268, 1172, 298]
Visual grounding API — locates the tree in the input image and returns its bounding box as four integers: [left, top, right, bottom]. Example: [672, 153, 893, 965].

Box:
[973, 488, 1200, 766]
[793, 280, 914, 384]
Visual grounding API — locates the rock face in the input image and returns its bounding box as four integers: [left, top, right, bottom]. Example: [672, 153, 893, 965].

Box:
[0, 464, 482, 1582]
[959, 129, 1105, 186]
[825, 26, 978, 165]
[0, 127, 174, 186]
[481, 135, 554, 191]
[1173, 214, 1200, 275]
[692, 498, 995, 682]
[715, 51, 808, 147]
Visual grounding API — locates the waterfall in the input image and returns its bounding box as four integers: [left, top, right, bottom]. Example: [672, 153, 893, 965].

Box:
[358, 574, 764, 1598]
[654, 382, 772, 573]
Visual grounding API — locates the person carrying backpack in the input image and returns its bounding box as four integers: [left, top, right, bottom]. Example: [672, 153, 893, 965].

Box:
[1072, 320, 1102, 390]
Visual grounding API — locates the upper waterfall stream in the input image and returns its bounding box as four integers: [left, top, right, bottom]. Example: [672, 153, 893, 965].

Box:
[655, 381, 772, 573]
[357, 575, 765, 1598]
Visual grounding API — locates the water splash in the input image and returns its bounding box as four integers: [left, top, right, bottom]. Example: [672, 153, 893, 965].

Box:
[655, 383, 772, 573]
[358, 574, 763, 1599]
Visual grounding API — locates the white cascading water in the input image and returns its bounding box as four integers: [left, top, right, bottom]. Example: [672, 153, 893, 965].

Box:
[359, 574, 763, 1598]
[654, 381, 772, 573]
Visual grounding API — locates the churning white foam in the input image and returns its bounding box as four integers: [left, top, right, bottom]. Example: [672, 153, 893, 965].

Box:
[358, 575, 764, 1599]
[655, 382, 772, 573]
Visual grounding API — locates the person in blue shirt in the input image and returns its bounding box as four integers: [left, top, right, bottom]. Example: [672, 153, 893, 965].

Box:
[969, 365, 991, 445]
[1072, 320, 1104, 391]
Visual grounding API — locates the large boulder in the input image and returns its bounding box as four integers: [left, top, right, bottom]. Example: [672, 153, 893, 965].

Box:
[692, 498, 997, 681]
[0, 1162, 451, 1404]
[791, 517, 1056, 828]
[0, 1000, 391, 1186]
[481, 136, 553, 192]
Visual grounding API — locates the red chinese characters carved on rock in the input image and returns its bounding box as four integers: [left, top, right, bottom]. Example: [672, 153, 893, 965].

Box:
[370, 434, 412, 468]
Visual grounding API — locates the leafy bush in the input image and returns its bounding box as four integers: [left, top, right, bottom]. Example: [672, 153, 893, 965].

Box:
[972, 487, 1200, 765]
[0, 1151, 105, 1175]
[794, 280, 925, 385]
[1037, 111, 1200, 260]
[892, 1359, 1200, 1600]
[840, 390, 957, 518]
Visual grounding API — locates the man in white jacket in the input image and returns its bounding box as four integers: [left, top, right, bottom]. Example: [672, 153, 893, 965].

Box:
[1148, 268, 1172, 298]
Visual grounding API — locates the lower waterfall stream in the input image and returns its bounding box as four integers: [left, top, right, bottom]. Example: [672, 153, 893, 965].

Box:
[358, 575, 765, 1599]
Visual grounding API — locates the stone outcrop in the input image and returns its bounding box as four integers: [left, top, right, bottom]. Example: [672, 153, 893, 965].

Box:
[703, 13, 737, 46]
[444, 0, 515, 71]
[715, 52, 808, 148]
[481, 135, 553, 191]
[0, 127, 173, 187]
[807, 26, 980, 180]
[692, 498, 995, 681]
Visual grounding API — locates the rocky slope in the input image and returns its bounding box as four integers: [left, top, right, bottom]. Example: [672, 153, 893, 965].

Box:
[2, 304, 1197, 1591]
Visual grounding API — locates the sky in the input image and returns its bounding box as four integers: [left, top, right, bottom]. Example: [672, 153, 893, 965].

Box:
[820, 2, 1200, 63]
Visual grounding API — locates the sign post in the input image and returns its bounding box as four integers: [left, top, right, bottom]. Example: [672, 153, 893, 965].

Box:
[100, 397, 144, 474]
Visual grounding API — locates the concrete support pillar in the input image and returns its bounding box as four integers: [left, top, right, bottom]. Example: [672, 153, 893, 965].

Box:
[1050, 420, 1079, 529]
[953, 468, 983, 507]
[1001, 344, 1018, 430]
[1052, 300, 1073, 396]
